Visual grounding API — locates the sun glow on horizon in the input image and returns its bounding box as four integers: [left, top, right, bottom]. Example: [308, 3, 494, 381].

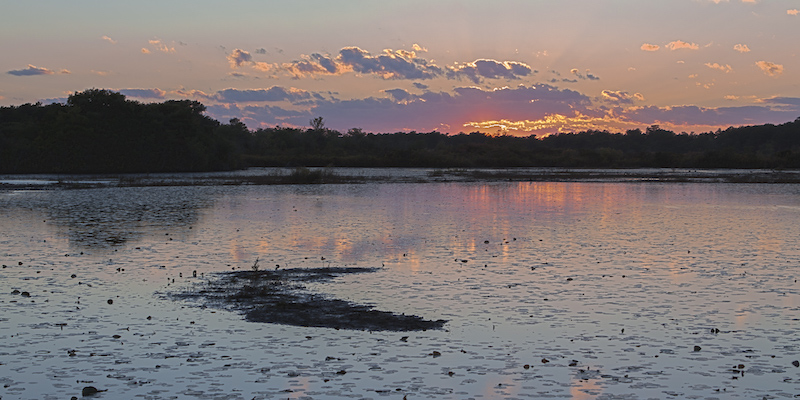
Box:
[463, 111, 643, 137]
[463, 107, 741, 136]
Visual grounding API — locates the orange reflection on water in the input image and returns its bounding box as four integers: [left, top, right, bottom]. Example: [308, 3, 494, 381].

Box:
[570, 376, 603, 400]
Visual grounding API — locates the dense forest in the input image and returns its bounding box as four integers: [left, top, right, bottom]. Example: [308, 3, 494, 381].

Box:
[1, 89, 800, 173]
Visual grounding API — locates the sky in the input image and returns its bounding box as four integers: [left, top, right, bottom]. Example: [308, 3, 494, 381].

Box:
[2, 0, 799, 136]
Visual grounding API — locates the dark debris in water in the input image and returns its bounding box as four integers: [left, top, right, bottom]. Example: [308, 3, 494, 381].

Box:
[174, 267, 447, 332]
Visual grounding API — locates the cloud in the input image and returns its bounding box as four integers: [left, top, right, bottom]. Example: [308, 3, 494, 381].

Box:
[621, 104, 795, 127]
[91, 70, 110, 76]
[268, 46, 530, 83]
[384, 88, 413, 103]
[101, 35, 117, 44]
[704, 62, 732, 73]
[640, 43, 660, 52]
[207, 84, 592, 134]
[733, 44, 750, 53]
[214, 87, 315, 103]
[412, 82, 429, 90]
[147, 39, 175, 53]
[758, 96, 800, 108]
[227, 48, 253, 68]
[337, 46, 442, 80]
[282, 53, 343, 78]
[464, 112, 631, 135]
[198, 80, 800, 136]
[446, 59, 533, 83]
[756, 61, 784, 76]
[569, 69, 600, 81]
[174, 88, 210, 98]
[601, 90, 644, 104]
[666, 40, 699, 50]
[7, 64, 55, 76]
[255, 48, 267, 54]
[788, 9, 799, 15]
[118, 88, 167, 99]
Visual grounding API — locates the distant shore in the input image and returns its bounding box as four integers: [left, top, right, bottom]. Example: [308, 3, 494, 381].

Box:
[3, 167, 800, 190]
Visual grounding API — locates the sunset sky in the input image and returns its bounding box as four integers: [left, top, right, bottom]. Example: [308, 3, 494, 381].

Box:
[2, 0, 799, 136]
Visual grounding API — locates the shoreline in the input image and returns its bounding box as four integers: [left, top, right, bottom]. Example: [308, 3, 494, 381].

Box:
[3, 167, 800, 190]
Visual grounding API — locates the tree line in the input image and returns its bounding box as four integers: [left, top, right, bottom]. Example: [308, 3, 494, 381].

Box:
[1, 89, 800, 174]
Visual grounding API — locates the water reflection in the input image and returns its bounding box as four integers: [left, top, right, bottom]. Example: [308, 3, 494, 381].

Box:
[0, 186, 217, 250]
[4, 180, 800, 399]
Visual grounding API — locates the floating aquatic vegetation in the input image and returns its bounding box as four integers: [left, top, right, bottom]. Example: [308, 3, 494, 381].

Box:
[175, 267, 448, 332]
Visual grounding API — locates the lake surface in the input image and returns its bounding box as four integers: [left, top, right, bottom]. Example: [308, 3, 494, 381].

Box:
[3, 179, 800, 399]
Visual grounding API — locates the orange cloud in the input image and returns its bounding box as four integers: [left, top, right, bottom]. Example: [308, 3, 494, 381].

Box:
[640, 43, 660, 51]
[253, 62, 276, 72]
[789, 9, 799, 15]
[141, 48, 150, 54]
[101, 35, 117, 44]
[705, 62, 732, 73]
[756, 61, 783, 76]
[666, 40, 699, 50]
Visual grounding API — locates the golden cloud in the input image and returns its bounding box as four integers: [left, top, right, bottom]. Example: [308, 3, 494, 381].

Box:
[756, 61, 784, 76]
[733, 44, 750, 53]
[789, 9, 799, 15]
[227, 49, 253, 68]
[463, 111, 639, 136]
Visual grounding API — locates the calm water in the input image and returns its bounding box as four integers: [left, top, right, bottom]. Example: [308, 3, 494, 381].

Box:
[2, 181, 800, 399]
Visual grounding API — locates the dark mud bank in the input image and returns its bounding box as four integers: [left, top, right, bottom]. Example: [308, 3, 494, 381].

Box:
[175, 267, 447, 332]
